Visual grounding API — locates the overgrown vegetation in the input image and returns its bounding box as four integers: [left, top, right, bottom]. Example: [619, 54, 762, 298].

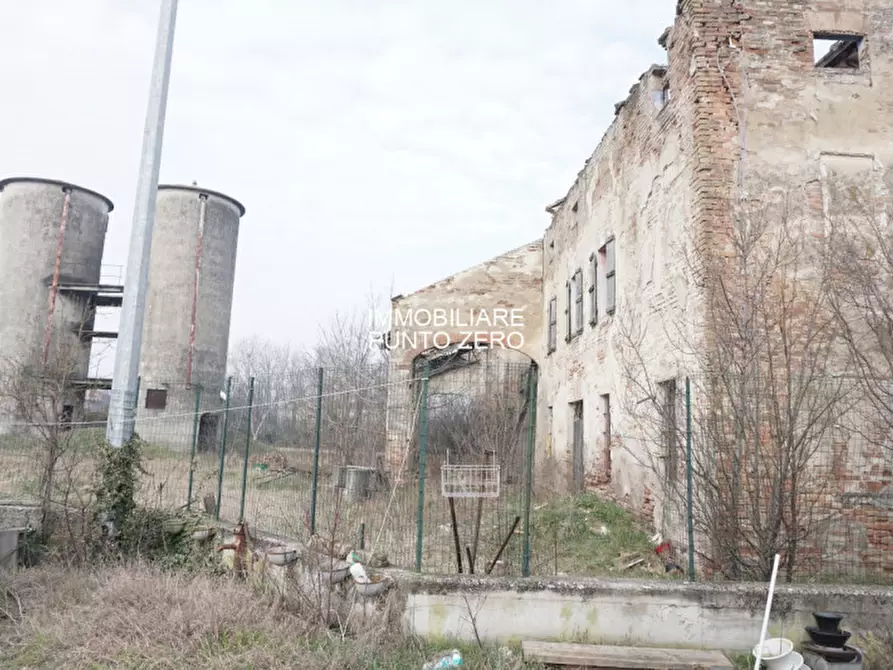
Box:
[0, 563, 534, 669]
[532, 493, 667, 577]
[1, 429, 531, 668]
[92, 435, 143, 544]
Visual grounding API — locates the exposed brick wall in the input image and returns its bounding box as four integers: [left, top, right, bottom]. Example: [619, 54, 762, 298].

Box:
[539, 0, 892, 577]
[537, 1, 708, 525]
[384, 242, 543, 473]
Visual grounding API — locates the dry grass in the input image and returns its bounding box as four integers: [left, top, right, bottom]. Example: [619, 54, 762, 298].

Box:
[0, 563, 530, 669]
[856, 630, 893, 670]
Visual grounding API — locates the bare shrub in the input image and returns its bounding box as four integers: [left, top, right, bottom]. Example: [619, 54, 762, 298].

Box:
[825, 171, 893, 450]
[859, 629, 893, 670]
[0, 307, 104, 558]
[617, 184, 855, 581]
[227, 294, 390, 467]
[427, 371, 531, 476]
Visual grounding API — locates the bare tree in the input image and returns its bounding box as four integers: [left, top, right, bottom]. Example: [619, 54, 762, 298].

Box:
[226, 290, 391, 463]
[229, 337, 294, 444]
[0, 305, 100, 543]
[312, 292, 390, 467]
[825, 171, 893, 446]
[618, 185, 854, 581]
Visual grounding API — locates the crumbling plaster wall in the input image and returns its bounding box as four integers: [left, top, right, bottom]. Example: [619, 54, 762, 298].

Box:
[536, 0, 893, 555]
[384, 242, 543, 473]
[535, 34, 703, 526]
[680, 0, 893, 267]
[737, 0, 892, 182]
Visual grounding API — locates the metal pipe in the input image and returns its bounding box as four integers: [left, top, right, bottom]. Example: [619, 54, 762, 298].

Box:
[215, 375, 232, 520]
[42, 188, 71, 365]
[487, 515, 521, 575]
[522, 363, 538, 577]
[238, 376, 255, 522]
[185, 194, 207, 386]
[309, 367, 324, 535]
[448, 497, 463, 574]
[107, 0, 178, 447]
[414, 362, 430, 572]
[186, 384, 202, 510]
[753, 554, 782, 670]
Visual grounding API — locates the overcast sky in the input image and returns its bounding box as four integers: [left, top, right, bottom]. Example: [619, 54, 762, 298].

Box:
[0, 0, 673, 373]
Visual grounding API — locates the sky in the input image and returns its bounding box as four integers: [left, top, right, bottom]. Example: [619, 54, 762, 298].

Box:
[0, 0, 674, 373]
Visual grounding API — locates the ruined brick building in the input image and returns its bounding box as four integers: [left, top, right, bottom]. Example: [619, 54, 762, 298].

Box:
[386, 0, 892, 576]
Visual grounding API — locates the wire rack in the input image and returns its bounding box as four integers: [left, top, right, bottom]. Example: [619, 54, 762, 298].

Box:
[440, 451, 500, 498]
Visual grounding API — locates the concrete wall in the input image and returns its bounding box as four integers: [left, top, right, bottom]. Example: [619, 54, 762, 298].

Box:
[136, 185, 244, 450]
[0, 178, 113, 428]
[384, 241, 543, 473]
[402, 574, 893, 652]
[0, 502, 41, 530]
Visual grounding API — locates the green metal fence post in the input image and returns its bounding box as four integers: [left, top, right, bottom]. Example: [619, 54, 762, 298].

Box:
[522, 363, 538, 578]
[238, 376, 255, 522]
[186, 384, 202, 510]
[215, 375, 233, 520]
[685, 376, 696, 581]
[415, 361, 431, 573]
[309, 367, 324, 536]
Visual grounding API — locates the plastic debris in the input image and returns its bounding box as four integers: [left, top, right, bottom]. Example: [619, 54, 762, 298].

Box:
[422, 649, 463, 668]
[347, 551, 370, 584]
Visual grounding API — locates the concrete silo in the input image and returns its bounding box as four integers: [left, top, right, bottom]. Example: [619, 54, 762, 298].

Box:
[135, 184, 245, 451]
[0, 177, 115, 429]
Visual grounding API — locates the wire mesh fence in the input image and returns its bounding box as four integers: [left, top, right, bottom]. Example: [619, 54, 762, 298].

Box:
[610, 373, 893, 585]
[4, 362, 890, 584]
[0, 357, 538, 576]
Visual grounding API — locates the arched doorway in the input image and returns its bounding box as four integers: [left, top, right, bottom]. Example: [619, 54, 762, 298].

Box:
[412, 343, 537, 483]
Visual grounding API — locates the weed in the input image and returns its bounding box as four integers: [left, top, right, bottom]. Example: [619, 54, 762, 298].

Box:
[94, 435, 143, 532]
[532, 492, 666, 576]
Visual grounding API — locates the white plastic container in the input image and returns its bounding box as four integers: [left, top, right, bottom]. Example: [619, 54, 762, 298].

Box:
[752, 638, 794, 670]
[350, 561, 370, 584]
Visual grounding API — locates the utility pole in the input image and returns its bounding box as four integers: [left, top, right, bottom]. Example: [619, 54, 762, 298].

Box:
[106, 0, 179, 447]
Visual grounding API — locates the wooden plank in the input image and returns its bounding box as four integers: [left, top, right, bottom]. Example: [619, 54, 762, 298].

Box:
[520, 641, 733, 669]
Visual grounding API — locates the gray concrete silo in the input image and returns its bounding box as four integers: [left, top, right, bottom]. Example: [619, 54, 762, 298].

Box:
[0, 177, 115, 429]
[135, 184, 245, 452]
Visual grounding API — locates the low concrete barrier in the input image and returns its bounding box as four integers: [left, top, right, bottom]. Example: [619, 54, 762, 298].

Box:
[196, 523, 893, 653]
[0, 501, 40, 531]
[400, 574, 893, 651]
